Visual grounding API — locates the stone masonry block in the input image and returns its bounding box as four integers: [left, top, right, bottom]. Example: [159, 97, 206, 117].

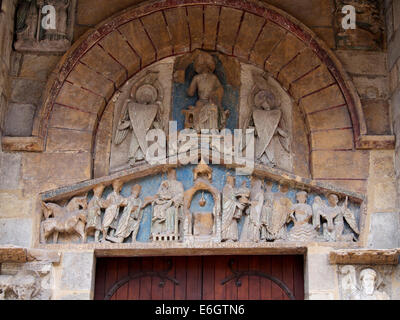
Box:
[3, 103, 36, 137]
[0, 152, 21, 190]
[367, 212, 400, 249]
[0, 218, 32, 247]
[60, 251, 95, 291]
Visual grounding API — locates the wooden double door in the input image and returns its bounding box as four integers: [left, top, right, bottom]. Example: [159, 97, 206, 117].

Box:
[94, 255, 304, 300]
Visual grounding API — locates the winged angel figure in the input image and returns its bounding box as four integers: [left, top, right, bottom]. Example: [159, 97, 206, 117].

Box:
[312, 194, 359, 242]
[114, 72, 164, 166]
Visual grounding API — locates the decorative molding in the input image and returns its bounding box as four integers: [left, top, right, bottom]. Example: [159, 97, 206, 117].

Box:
[329, 249, 400, 265]
[1, 136, 44, 152]
[356, 135, 395, 150]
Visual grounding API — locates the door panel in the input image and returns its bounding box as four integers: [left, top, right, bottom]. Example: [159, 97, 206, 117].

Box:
[94, 255, 304, 300]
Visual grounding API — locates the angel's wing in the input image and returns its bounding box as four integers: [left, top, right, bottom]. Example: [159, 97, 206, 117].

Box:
[340, 265, 357, 300]
[114, 100, 131, 145]
[312, 197, 324, 230]
[343, 207, 360, 235]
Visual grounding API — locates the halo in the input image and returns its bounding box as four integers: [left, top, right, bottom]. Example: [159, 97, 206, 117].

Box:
[135, 84, 158, 104]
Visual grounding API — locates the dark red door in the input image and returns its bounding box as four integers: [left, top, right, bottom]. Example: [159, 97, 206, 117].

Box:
[94, 255, 304, 300]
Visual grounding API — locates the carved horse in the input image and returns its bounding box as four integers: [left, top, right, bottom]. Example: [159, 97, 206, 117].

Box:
[41, 196, 88, 244]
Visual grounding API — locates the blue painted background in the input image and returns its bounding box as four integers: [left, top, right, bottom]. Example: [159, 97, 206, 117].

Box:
[83, 165, 361, 243]
[172, 56, 239, 131]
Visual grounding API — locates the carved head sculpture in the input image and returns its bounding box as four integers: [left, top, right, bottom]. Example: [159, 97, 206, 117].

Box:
[279, 184, 289, 193]
[360, 268, 377, 295]
[194, 51, 216, 74]
[254, 90, 276, 110]
[328, 193, 339, 207]
[296, 191, 308, 204]
[135, 84, 158, 105]
[226, 174, 235, 187]
[10, 271, 40, 300]
[167, 168, 177, 181]
[112, 180, 124, 194]
[131, 184, 142, 198]
[93, 184, 105, 198]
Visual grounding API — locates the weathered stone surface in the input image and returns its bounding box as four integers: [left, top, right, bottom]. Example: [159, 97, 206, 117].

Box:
[0, 218, 32, 247]
[300, 85, 345, 114]
[27, 249, 61, 263]
[118, 19, 156, 68]
[311, 150, 369, 179]
[203, 5, 220, 51]
[265, 33, 305, 77]
[10, 78, 45, 105]
[98, 30, 140, 77]
[49, 104, 97, 132]
[21, 152, 91, 193]
[290, 65, 335, 100]
[312, 27, 335, 49]
[76, 0, 139, 25]
[234, 12, 265, 60]
[216, 7, 243, 55]
[60, 251, 95, 291]
[353, 75, 389, 99]
[311, 129, 353, 150]
[55, 81, 105, 115]
[278, 48, 321, 90]
[80, 45, 127, 87]
[308, 106, 352, 131]
[335, 50, 387, 76]
[367, 212, 400, 249]
[363, 100, 391, 135]
[164, 7, 190, 54]
[66, 63, 114, 100]
[3, 103, 36, 136]
[0, 152, 21, 190]
[329, 249, 400, 265]
[0, 191, 32, 218]
[306, 250, 336, 291]
[388, 22, 400, 69]
[19, 54, 59, 81]
[268, 0, 334, 27]
[186, 6, 203, 50]
[0, 246, 27, 263]
[141, 12, 173, 59]
[46, 128, 92, 152]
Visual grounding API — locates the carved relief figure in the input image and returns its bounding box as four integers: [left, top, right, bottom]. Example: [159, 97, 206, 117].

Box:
[145, 169, 184, 240]
[101, 180, 127, 242]
[246, 73, 290, 167]
[319, 194, 359, 242]
[0, 271, 41, 300]
[221, 175, 247, 242]
[15, 0, 38, 43]
[41, 195, 88, 243]
[287, 191, 318, 242]
[261, 184, 292, 241]
[85, 184, 106, 243]
[44, 0, 70, 40]
[107, 184, 143, 243]
[183, 51, 228, 131]
[240, 178, 264, 242]
[340, 266, 390, 300]
[114, 72, 164, 166]
[14, 0, 73, 53]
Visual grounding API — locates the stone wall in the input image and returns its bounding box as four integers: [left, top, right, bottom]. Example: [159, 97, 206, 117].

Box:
[0, 0, 16, 138]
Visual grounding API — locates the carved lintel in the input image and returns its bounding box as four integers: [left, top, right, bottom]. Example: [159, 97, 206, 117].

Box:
[0, 247, 27, 263]
[1, 136, 44, 152]
[27, 249, 61, 264]
[329, 249, 400, 265]
[356, 135, 395, 150]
